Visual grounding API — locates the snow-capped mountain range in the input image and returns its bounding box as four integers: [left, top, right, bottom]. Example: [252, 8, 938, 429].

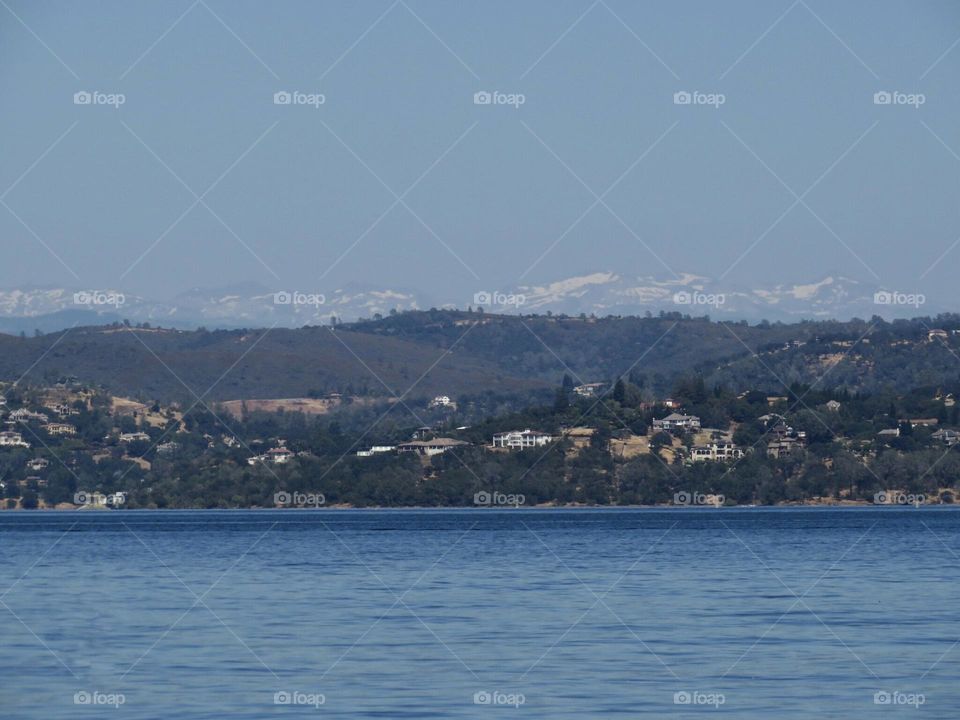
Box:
[0, 274, 945, 333]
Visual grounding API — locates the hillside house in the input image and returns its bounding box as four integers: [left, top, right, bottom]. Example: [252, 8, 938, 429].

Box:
[44, 423, 77, 436]
[9, 409, 49, 424]
[119, 432, 151, 443]
[0, 431, 29, 448]
[492, 429, 555, 449]
[932, 429, 960, 446]
[267, 447, 294, 464]
[428, 395, 453, 408]
[652, 413, 701, 432]
[397, 438, 469, 456]
[690, 442, 745, 462]
[825, 400, 842, 412]
[767, 436, 803, 459]
[573, 383, 606, 398]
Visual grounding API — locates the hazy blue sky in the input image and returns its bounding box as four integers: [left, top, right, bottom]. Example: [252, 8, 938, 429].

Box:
[2, 0, 959, 305]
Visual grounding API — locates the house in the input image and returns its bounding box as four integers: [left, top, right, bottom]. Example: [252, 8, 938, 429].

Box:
[928, 329, 949, 342]
[356, 444, 396, 457]
[766, 396, 788, 406]
[877, 428, 901, 439]
[0, 431, 29, 448]
[397, 438, 469, 456]
[26, 458, 48, 471]
[266, 447, 294, 464]
[652, 413, 701, 432]
[43, 423, 76, 436]
[428, 395, 453, 408]
[411, 426, 433, 440]
[51, 403, 79, 417]
[156, 442, 179, 454]
[825, 400, 842, 412]
[492, 429, 555, 449]
[119, 432, 151, 443]
[246, 454, 268, 466]
[690, 442, 745, 462]
[932, 429, 960, 446]
[9, 409, 49, 424]
[573, 383, 607, 398]
[767, 436, 802, 459]
[662, 398, 680, 408]
[900, 418, 939, 428]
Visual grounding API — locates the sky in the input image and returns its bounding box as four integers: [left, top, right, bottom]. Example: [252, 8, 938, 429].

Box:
[1, 0, 959, 311]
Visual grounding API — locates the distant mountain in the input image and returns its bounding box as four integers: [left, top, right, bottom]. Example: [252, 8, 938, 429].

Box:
[0, 273, 945, 332]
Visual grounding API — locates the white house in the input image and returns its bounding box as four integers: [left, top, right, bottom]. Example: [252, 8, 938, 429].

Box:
[9, 409, 49, 424]
[397, 438, 469, 456]
[428, 395, 453, 408]
[573, 383, 606, 398]
[652, 413, 701, 432]
[119, 432, 151, 443]
[825, 400, 842, 412]
[690, 442, 745, 462]
[267, 447, 294, 464]
[27, 458, 49, 471]
[0, 431, 29, 448]
[43, 423, 77, 436]
[491, 429, 555, 449]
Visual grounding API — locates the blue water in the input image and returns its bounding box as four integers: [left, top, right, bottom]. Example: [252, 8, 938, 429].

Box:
[1, 508, 958, 718]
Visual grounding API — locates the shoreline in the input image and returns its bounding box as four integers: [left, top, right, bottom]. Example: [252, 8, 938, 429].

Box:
[1, 499, 947, 512]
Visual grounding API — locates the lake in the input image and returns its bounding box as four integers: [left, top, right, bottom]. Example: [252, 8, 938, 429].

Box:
[1, 508, 957, 718]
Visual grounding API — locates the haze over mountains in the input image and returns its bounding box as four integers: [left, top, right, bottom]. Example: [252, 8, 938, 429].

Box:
[0, 273, 940, 333]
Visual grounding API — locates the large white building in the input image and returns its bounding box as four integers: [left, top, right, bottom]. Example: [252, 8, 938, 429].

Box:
[652, 413, 701, 432]
[690, 442, 745, 462]
[0, 431, 29, 448]
[492, 429, 555, 449]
